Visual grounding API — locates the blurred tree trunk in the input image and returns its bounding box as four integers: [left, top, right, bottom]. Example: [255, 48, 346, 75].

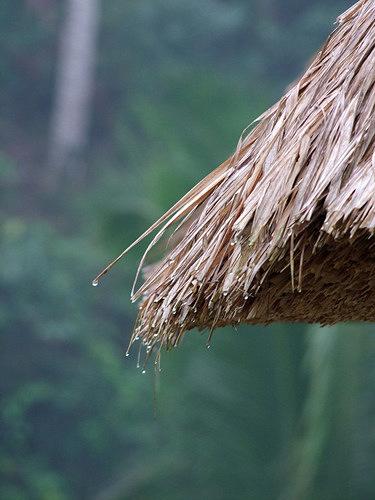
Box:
[46, 0, 99, 190]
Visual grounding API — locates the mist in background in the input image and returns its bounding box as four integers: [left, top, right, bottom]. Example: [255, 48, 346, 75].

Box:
[1, 1, 375, 499]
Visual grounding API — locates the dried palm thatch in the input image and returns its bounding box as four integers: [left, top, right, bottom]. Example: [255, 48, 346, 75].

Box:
[94, 0, 375, 358]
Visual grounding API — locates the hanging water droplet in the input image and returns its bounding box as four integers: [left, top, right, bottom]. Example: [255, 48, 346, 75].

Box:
[142, 370, 146, 374]
[92, 279, 99, 287]
[206, 344, 211, 349]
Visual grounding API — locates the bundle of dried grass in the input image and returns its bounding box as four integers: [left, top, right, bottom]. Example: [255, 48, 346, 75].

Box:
[94, 0, 375, 358]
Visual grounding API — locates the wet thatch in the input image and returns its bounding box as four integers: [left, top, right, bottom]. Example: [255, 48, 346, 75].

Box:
[94, 0, 375, 355]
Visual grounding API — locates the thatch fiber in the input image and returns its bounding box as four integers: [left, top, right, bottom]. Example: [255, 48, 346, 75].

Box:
[94, 0, 375, 357]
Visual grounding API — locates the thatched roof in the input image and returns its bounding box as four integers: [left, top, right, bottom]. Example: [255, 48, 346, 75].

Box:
[94, 0, 375, 357]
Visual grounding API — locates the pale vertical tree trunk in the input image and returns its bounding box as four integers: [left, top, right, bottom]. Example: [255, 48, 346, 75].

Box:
[47, 0, 99, 189]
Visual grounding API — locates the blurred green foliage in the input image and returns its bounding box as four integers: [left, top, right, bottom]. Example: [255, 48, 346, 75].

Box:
[1, 1, 374, 499]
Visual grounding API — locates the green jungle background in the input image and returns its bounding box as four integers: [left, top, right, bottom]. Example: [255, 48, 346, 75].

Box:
[1, 1, 375, 499]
